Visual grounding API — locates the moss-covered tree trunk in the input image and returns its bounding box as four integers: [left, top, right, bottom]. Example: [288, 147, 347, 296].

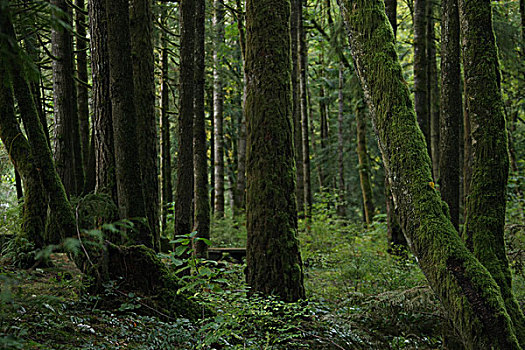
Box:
[336, 64, 346, 217]
[427, 3, 440, 181]
[245, 0, 305, 302]
[175, 0, 195, 238]
[338, 0, 521, 347]
[193, 0, 210, 258]
[356, 103, 375, 224]
[105, 0, 151, 247]
[130, 0, 160, 251]
[439, 0, 461, 229]
[460, 0, 525, 343]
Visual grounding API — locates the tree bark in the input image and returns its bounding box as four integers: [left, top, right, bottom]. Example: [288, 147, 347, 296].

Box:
[213, 0, 225, 217]
[356, 104, 375, 224]
[299, 0, 312, 215]
[460, 0, 525, 343]
[51, 0, 84, 197]
[338, 0, 521, 347]
[245, 0, 305, 302]
[194, 0, 210, 258]
[428, 3, 439, 180]
[174, 0, 195, 238]
[105, 0, 151, 246]
[439, 0, 461, 229]
[336, 64, 346, 217]
[130, 0, 160, 250]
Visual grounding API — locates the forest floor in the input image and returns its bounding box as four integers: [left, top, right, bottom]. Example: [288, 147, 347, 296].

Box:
[1, 214, 524, 349]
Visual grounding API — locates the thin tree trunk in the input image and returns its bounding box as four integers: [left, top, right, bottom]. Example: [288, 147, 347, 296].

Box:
[318, 52, 329, 190]
[356, 104, 375, 224]
[130, 0, 160, 250]
[460, 0, 525, 343]
[174, 0, 195, 238]
[194, 0, 210, 258]
[213, 0, 225, 217]
[52, 0, 83, 197]
[428, 3, 439, 180]
[439, 0, 461, 229]
[75, 0, 90, 191]
[245, 0, 305, 302]
[209, 89, 215, 216]
[299, 0, 312, 215]
[291, 0, 304, 215]
[338, 0, 521, 347]
[106, 0, 151, 246]
[336, 64, 346, 217]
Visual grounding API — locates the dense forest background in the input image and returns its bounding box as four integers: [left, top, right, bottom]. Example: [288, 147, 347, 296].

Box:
[0, 0, 524, 348]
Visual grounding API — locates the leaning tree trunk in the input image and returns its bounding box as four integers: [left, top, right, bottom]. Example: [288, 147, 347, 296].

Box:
[174, 0, 195, 238]
[460, 0, 525, 343]
[213, 0, 225, 217]
[105, 0, 151, 247]
[193, 0, 210, 258]
[439, 0, 461, 230]
[338, 0, 521, 348]
[245, 0, 305, 302]
[130, 0, 160, 251]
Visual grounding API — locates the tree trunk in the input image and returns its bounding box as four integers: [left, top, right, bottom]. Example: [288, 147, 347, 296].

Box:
[51, 0, 84, 197]
[460, 0, 525, 343]
[174, 0, 195, 238]
[105, 0, 151, 247]
[213, 0, 225, 217]
[130, 0, 160, 250]
[428, 3, 439, 180]
[299, 0, 312, 215]
[159, 27, 173, 235]
[75, 0, 90, 192]
[194, 0, 210, 258]
[356, 104, 375, 224]
[338, 0, 521, 347]
[245, 0, 305, 302]
[291, 0, 304, 215]
[318, 52, 329, 191]
[439, 0, 461, 229]
[336, 64, 346, 217]
[413, 0, 431, 155]
[385, 0, 397, 37]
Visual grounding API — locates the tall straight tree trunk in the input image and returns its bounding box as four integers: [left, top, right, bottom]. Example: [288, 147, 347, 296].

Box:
[175, 0, 195, 238]
[105, 0, 151, 247]
[245, 0, 305, 302]
[460, 0, 525, 343]
[209, 89, 215, 216]
[428, 3, 439, 180]
[413, 0, 430, 155]
[89, 0, 116, 203]
[75, 0, 90, 191]
[234, 0, 247, 214]
[318, 51, 329, 190]
[291, 0, 304, 215]
[439, 0, 461, 229]
[384, 0, 406, 251]
[356, 104, 375, 224]
[336, 64, 346, 217]
[130, 0, 160, 250]
[338, 0, 521, 347]
[194, 0, 210, 258]
[159, 28, 173, 235]
[213, 0, 225, 217]
[299, 0, 312, 215]
[52, 0, 83, 197]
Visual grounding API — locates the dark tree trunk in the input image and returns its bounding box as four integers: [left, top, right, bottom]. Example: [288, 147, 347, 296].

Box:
[174, 0, 195, 238]
[413, 0, 431, 155]
[89, 0, 117, 203]
[51, 0, 84, 197]
[75, 0, 90, 191]
[159, 27, 173, 235]
[318, 52, 329, 190]
[338, 0, 521, 347]
[299, 0, 312, 215]
[356, 104, 375, 224]
[245, 0, 305, 302]
[460, 0, 525, 343]
[428, 3, 439, 180]
[291, 0, 304, 215]
[130, 0, 160, 250]
[336, 64, 346, 217]
[385, 0, 397, 37]
[194, 0, 210, 258]
[213, 0, 225, 217]
[439, 0, 461, 229]
[105, 0, 151, 246]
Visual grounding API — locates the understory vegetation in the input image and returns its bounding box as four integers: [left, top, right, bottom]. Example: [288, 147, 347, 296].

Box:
[1, 187, 523, 349]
